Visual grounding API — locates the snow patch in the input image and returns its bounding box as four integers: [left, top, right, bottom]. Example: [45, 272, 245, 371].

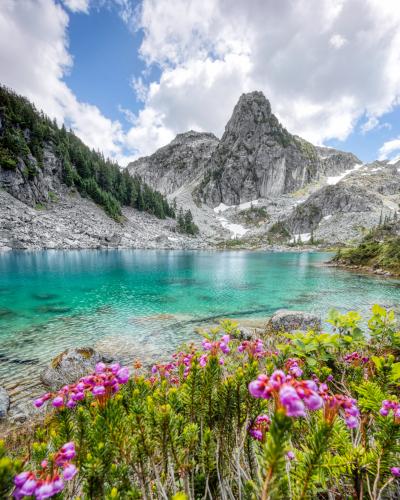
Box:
[289, 233, 311, 244]
[388, 155, 400, 165]
[322, 215, 332, 220]
[214, 199, 260, 214]
[217, 216, 248, 239]
[326, 163, 363, 185]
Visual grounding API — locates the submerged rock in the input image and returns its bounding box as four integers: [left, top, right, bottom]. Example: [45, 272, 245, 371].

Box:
[40, 347, 113, 391]
[268, 309, 321, 332]
[0, 387, 10, 418]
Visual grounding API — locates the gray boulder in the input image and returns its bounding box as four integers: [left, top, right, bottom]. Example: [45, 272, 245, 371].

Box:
[268, 309, 321, 333]
[40, 347, 113, 391]
[0, 387, 10, 419]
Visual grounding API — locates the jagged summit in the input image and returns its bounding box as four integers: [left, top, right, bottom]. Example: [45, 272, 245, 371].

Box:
[127, 91, 362, 208]
[171, 130, 219, 144]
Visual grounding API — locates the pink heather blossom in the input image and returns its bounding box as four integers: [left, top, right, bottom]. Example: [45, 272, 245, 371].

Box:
[14, 472, 30, 487]
[110, 363, 121, 374]
[116, 367, 130, 384]
[199, 354, 208, 367]
[63, 464, 78, 481]
[286, 451, 295, 460]
[285, 358, 303, 378]
[34, 363, 130, 410]
[344, 352, 369, 366]
[34, 482, 54, 499]
[319, 385, 360, 428]
[92, 385, 106, 396]
[52, 396, 64, 408]
[249, 370, 336, 419]
[379, 399, 400, 422]
[95, 362, 106, 373]
[237, 339, 266, 358]
[248, 414, 271, 441]
[19, 478, 37, 496]
[391, 467, 400, 477]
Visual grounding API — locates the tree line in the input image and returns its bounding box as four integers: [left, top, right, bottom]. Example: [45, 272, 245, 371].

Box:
[0, 85, 175, 221]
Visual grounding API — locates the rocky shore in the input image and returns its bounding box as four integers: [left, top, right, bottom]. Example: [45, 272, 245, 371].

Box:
[0, 189, 210, 251]
[0, 310, 320, 431]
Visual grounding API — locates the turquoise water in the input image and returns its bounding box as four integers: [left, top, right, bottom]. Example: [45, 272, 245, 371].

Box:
[1, 250, 400, 388]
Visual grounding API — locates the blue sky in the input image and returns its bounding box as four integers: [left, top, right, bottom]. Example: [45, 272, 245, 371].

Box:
[1, 0, 400, 165]
[65, 4, 148, 124]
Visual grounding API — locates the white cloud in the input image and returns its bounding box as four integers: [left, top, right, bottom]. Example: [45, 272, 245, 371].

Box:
[329, 33, 347, 49]
[2, 0, 400, 166]
[121, 0, 400, 158]
[379, 137, 400, 160]
[0, 0, 126, 162]
[62, 0, 90, 13]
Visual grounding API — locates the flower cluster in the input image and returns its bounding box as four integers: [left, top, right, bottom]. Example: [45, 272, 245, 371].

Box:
[318, 384, 360, 428]
[248, 414, 271, 441]
[13, 443, 77, 499]
[344, 352, 369, 365]
[199, 334, 231, 367]
[249, 370, 323, 417]
[379, 399, 400, 421]
[172, 350, 196, 378]
[151, 362, 175, 379]
[237, 339, 266, 358]
[34, 363, 130, 409]
[285, 358, 303, 378]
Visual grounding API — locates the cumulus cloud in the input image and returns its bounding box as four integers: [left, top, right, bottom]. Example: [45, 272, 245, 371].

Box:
[62, 0, 90, 12]
[379, 137, 400, 161]
[0, 0, 127, 162]
[2, 0, 400, 164]
[124, 0, 400, 155]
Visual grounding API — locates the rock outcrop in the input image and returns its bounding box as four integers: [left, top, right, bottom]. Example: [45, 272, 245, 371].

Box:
[127, 131, 219, 195]
[40, 347, 113, 391]
[268, 309, 321, 332]
[199, 92, 322, 206]
[0, 387, 10, 419]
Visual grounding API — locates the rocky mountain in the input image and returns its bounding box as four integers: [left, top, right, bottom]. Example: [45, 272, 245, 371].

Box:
[128, 92, 360, 208]
[2, 85, 398, 249]
[0, 85, 206, 250]
[127, 131, 219, 195]
[198, 92, 359, 206]
[128, 91, 394, 245]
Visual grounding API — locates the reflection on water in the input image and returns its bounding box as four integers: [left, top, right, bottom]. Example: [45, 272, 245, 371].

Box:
[1, 250, 400, 395]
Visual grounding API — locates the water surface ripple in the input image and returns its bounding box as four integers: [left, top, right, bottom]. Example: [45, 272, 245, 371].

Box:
[1, 250, 400, 394]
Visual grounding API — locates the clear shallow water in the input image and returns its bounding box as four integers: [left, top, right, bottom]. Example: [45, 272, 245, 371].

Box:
[1, 250, 400, 390]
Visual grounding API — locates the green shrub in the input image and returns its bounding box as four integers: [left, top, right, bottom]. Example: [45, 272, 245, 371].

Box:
[3, 307, 400, 499]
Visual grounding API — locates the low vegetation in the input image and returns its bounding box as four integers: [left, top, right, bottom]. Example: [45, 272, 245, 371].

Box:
[176, 208, 199, 235]
[334, 222, 400, 274]
[3, 306, 400, 498]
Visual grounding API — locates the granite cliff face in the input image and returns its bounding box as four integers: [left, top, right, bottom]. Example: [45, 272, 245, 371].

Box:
[127, 131, 219, 196]
[127, 91, 361, 210]
[199, 92, 320, 206]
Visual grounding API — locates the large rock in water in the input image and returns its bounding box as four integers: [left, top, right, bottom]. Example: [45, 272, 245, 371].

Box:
[40, 347, 113, 391]
[0, 387, 10, 419]
[268, 310, 321, 332]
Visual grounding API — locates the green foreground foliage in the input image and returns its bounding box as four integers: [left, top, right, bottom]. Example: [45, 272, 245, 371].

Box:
[3, 306, 400, 499]
[0, 85, 175, 221]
